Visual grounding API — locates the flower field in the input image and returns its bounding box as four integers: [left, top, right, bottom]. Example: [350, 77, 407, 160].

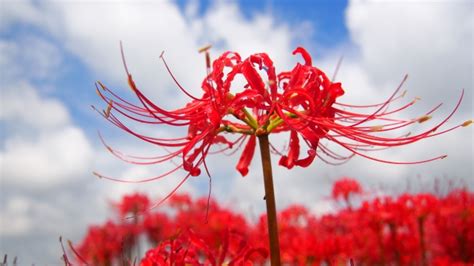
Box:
[69, 179, 473, 265]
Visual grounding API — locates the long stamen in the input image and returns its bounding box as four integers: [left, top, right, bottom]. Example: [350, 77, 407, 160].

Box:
[159, 51, 202, 101]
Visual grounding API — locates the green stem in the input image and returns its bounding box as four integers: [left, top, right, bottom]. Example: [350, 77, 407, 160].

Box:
[242, 108, 259, 129]
[258, 134, 281, 266]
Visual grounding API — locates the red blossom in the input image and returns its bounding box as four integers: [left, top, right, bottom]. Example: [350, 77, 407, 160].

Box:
[94, 46, 470, 196]
[332, 177, 363, 202]
[116, 192, 150, 217]
[74, 220, 134, 266]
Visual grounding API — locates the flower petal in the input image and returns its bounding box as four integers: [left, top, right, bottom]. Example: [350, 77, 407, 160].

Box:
[292, 47, 312, 66]
[236, 135, 257, 177]
[279, 130, 300, 169]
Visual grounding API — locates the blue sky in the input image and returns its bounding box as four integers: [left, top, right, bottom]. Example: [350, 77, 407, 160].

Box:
[0, 0, 472, 264]
[2, 0, 350, 141]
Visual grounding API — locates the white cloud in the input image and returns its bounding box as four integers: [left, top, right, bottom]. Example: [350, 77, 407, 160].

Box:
[0, 81, 93, 187]
[16, 1, 299, 110]
[0, 0, 47, 31]
[346, 1, 473, 110]
[339, 0, 473, 183]
[0, 37, 62, 83]
[0, 82, 69, 130]
[1, 125, 92, 187]
[0, 196, 32, 236]
[98, 164, 197, 205]
[203, 2, 294, 68]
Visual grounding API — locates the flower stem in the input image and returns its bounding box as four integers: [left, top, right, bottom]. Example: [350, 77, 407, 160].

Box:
[258, 134, 281, 265]
[418, 217, 427, 266]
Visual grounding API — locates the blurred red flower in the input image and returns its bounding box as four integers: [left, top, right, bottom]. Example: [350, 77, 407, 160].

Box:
[70, 182, 474, 265]
[332, 177, 363, 202]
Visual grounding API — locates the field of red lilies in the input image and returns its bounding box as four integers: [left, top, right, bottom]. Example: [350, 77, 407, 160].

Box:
[68, 178, 473, 265]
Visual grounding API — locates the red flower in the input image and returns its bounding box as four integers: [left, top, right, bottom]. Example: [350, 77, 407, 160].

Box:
[332, 177, 362, 202]
[75, 220, 132, 265]
[116, 192, 150, 217]
[94, 45, 470, 196]
[140, 229, 267, 266]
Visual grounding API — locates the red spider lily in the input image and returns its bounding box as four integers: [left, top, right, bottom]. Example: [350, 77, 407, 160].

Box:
[143, 212, 173, 245]
[94, 45, 470, 207]
[140, 229, 267, 266]
[433, 189, 474, 263]
[332, 177, 363, 202]
[74, 220, 138, 266]
[116, 193, 150, 217]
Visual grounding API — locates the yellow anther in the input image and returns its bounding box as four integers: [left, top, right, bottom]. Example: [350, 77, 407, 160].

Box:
[401, 90, 407, 97]
[198, 44, 212, 53]
[97, 81, 106, 90]
[417, 115, 432, 123]
[370, 125, 384, 132]
[268, 80, 276, 86]
[226, 92, 235, 100]
[104, 100, 113, 118]
[127, 75, 136, 92]
[95, 88, 102, 98]
[461, 120, 473, 127]
[415, 97, 421, 101]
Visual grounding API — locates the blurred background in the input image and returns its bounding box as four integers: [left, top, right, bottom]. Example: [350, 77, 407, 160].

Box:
[0, 0, 472, 264]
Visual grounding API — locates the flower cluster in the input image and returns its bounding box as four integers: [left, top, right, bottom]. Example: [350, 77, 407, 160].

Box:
[69, 178, 473, 265]
[332, 177, 363, 202]
[94, 46, 470, 186]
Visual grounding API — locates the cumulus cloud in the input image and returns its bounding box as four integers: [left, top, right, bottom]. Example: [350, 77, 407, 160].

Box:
[0, 196, 32, 236]
[0, 82, 93, 188]
[0, 81, 95, 263]
[0, 37, 62, 83]
[0, 82, 69, 131]
[341, 0, 473, 183]
[1, 125, 92, 187]
[346, 0, 473, 112]
[18, 1, 298, 109]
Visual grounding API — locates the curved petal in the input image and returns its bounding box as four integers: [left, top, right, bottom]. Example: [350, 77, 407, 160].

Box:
[236, 135, 257, 177]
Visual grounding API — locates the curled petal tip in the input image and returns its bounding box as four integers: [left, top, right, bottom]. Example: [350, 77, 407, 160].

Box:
[441, 155, 448, 159]
[292, 47, 312, 66]
[461, 120, 473, 127]
[198, 44, 212, 53]
[159, 50, 165, 59]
